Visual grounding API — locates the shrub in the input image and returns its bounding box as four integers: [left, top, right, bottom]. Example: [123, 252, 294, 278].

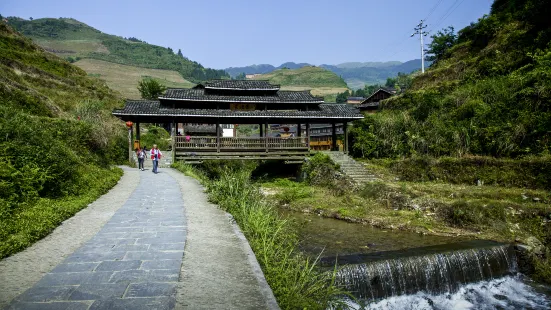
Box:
[173, 164, 347, 309]
[139, 125, 171, 151]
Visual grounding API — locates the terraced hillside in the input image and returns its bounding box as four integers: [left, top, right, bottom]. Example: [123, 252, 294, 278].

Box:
[75, 59, 194, 99]
[251, 66, 349, 101]
[6, 17, 229, 83]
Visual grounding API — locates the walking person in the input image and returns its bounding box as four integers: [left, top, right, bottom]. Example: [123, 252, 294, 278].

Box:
[150, 144, 162, 174]
[136, 147, 145, 171]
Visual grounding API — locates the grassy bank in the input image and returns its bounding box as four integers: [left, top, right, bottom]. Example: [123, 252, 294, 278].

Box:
[0, 166, 122, 258]
[260, 154, 551, 283]
[0, 22, 126, 257]
[172, 162, 347, 309]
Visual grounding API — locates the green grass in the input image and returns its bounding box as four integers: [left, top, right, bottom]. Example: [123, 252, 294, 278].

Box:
[172, 162, 349, 309]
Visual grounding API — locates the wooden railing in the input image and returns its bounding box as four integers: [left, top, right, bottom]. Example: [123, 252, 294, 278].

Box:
[174, 136, 309, 152]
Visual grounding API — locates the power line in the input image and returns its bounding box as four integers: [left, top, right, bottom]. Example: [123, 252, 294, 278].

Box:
[429, 0, 466, 33]
[423, 0, 445, 22]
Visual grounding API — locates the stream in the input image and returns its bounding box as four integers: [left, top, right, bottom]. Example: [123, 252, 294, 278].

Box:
[281, 210, 551, 309]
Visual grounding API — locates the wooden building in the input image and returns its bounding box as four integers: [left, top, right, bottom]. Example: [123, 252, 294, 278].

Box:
[309, 123, 344, 151]
[113, 80, 363, 162]
[358, 87, 396, 113]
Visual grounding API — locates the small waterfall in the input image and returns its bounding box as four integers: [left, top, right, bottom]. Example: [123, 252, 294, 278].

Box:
[327, 241, 517, 300]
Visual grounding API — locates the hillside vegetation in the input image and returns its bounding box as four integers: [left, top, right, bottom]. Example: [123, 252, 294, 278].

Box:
[0, 21, 125, 258]
[351, 0, 551, 159]
[75, 59, 194, 98]
[251, 66, 349, 101]
[6, 17, 228, 83]
[226, 61, 423, 90]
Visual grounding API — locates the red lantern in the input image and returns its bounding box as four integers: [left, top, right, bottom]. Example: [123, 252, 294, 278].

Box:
[125, 121, 133, 128]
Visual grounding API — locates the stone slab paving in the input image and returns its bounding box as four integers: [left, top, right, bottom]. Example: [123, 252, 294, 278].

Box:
[0, 167, 139, 309]
[6, 169, 185, 310]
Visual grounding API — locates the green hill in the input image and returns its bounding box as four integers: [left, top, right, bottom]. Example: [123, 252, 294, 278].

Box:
[351, 0, 551, 159]
[252, 66, 349, 101]
[6, 17, 228, 83]
[0, 21, 125, 258]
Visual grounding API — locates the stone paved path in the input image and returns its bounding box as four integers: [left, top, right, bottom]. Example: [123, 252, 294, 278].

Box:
[3, 167, 279, 310]
[7, 170, 185, 309]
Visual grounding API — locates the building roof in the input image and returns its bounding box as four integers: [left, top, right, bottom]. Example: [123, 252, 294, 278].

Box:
[113, 100, 363, 121]
[361, 87, 396, 104]
[310, 123, 343, 128]
[183, 124, 217, 133]
[358, 101, 380, 108]
[347, 97, 365, 101]
[199, 80, 280, 91]
[160, 88, 323, 103]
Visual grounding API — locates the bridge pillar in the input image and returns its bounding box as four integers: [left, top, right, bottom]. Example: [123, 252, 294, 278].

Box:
[344, 122, 348, 153]
[297, 123, 301, 137]
[306, 123, 310, 151]
[332, 123, 337, 151]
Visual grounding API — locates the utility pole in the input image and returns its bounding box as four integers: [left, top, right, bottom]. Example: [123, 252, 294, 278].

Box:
[411, 20, 429, 73]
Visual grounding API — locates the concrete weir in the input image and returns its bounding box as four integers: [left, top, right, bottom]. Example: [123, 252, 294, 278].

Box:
[0, 167, 278, 310]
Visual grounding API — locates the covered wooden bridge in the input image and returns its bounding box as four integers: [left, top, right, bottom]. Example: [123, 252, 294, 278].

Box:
[112, 80, 363, 162]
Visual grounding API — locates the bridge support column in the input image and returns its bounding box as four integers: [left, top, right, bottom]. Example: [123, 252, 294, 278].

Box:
[128, 124, 133, 163]
[297, 123, 301, 137]
[306, 123, 310, 151]
[343, 122, 348, 153]
[264, 121, 268, 153]
[332, 123, 337, 151]
[135, 122, 140, 142]
[216, 121, 220, 153]
[259, 124, 264, 137]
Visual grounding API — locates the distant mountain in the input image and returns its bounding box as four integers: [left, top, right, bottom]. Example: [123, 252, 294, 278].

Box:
[225, 62, 313, 77]
[334, 61, 402, 69]
[251, 67, 348, 102]
[6, 17, 228, 83]
[225, 60, 425, 89]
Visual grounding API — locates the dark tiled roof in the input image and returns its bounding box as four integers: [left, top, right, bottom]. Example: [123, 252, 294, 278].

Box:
[201, 80, 280, 90]
[310, 123, 343, 128]
[358, 101, 380, 108]
[362, 87, 396, 103]
[160, 88, 323, 103]
[184, 124, 217, 133]
[113, 100, 363, 120]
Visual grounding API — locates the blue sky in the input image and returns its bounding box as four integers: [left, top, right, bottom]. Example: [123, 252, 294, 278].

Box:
[1, 0, 493, 69]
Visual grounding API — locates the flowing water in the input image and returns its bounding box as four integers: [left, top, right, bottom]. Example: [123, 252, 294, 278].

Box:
[281, 210, 551, 309]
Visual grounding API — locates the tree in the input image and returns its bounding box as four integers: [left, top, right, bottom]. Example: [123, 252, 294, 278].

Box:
[385, 77, 397, 88]
[137, 78, 167, 100]
[425, 26, 457, 63]
[167, 47, 173, 53]
[177, 49, 183, 58]
[336, 90, 350, 103]
[29, 17, 33, 21]
[234, 72, 246, 80]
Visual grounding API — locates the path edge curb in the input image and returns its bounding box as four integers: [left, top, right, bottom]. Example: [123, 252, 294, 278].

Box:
[226, 213, 281, 310]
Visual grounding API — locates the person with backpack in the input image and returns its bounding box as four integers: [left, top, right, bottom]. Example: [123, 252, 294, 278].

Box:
[136, 147, 146, 171]
[150, 144, 162, 174]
